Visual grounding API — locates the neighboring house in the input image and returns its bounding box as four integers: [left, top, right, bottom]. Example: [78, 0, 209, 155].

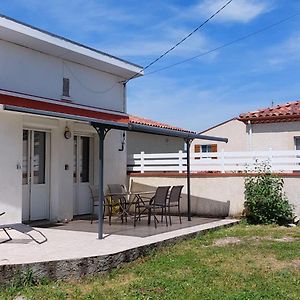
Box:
[127, 115, 187, 154]
[0, 15, 143, 224]
[192, 101, 300, 154]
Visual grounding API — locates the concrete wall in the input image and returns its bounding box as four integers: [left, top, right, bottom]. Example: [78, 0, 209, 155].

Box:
[0, 39, 125, 112]
[192, 119, 248, 153]
[129, 174, 300, 218]
[127, 132, 184, 155]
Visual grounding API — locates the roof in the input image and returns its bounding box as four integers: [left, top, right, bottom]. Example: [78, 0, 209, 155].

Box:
[238, 100, 300, 124]
[0, 14, 143, 79]
[129, 115, 195, 133]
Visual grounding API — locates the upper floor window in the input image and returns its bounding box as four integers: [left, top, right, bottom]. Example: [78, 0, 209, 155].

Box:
[62, 78, 70, 97]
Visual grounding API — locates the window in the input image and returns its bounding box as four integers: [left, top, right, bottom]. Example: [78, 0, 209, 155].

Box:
[62, 78, 70, 97]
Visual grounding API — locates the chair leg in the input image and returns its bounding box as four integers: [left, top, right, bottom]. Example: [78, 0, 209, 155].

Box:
[178, 204, 182, 224]
[154, 207, 157, 229]
[108, 206, 112, 226]
[148, 208, 151, 225]
[0, 228, 12, 244]
[161, 208, 163, 222]
[164, 207, 168, 227]
[168, 205, 172, 226]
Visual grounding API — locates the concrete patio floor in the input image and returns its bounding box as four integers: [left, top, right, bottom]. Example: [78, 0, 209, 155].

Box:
[0, 217, 239, 282]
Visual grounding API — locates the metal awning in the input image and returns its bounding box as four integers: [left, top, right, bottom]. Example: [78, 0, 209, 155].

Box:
[2, 96, 228, 240]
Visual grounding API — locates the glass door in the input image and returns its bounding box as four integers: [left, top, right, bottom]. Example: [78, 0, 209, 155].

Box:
[22, 130, 50, 221]
[73, 135, 93, 215]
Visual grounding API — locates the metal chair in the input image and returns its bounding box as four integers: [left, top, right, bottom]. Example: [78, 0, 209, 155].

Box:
[89, 185, 100, 224]
[136, 186, 170, 228]
[167, 185, 184, 225]
[107, 184, 129, 225]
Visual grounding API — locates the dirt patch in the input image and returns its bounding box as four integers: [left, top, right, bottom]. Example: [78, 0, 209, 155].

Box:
[273, 237, 299, 242]
[213, 237, 242, 246]
[249, 236, 299, 243]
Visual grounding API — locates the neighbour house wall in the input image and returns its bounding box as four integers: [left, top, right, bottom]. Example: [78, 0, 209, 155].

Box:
[251, 121, 300, 151]
[0, 39, 125, 112]
[127, 132, 184, 155]
[128, 174, 300, 218]
[191, 119, 247, 153]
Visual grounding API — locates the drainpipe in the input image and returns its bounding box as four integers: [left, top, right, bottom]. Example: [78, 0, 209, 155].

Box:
[248, 120, 252, 151]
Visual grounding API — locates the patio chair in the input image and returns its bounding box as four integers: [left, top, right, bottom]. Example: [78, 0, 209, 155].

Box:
[106, 184, 129, 225]
[89, 185, 100, 224]
[167, 185, 184, 225]
[0, 213, 47, 244]
[135, 186, 170, 228]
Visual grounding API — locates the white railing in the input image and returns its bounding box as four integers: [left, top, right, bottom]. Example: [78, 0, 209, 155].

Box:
[127, 150, 300, 173]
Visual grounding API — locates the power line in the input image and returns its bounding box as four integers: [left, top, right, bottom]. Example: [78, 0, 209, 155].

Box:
[143, 13, 300, 77]
[125, 0, 234, 83]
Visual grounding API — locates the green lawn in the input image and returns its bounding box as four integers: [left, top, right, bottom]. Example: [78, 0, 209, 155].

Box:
[1, 224, 300, 300]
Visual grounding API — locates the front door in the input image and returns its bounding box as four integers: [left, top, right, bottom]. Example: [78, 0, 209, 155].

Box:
[73, 135, 93, 216]
[22, 130, 50, 221]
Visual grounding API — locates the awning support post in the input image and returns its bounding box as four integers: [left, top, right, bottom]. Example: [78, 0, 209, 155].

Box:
[185, 138, 192, 221]
[93, 125, 110, 240]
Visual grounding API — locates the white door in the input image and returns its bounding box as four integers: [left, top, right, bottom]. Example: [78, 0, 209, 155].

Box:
[73, 135, 93, 216]
[22, 130, 50, 221]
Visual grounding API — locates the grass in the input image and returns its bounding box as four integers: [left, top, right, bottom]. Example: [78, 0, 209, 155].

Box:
[1, 224, 300, 300]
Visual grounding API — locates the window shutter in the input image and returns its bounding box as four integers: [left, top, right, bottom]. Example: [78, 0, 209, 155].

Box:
[194, 144, 201, 152]
[211, 144, 217, 159]
[211, 144, 217, 152]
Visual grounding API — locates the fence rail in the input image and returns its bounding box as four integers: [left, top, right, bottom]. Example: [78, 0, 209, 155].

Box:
[127, 150, 300, 173]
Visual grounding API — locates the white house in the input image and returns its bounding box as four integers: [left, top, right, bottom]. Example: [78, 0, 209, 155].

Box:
[192, 101, 300, 153]
[0, 15, 144, 224]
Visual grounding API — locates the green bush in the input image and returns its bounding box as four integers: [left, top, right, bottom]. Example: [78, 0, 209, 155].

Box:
[244, 162, 294, 225]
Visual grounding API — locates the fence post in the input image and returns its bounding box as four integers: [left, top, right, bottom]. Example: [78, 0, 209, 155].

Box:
[178, 150, 183, 173]
[221, 149, 225, 173]
[140, 151, 145, 173]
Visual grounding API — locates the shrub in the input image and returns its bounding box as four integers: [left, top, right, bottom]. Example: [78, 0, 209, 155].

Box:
[244, 162, 294, 225]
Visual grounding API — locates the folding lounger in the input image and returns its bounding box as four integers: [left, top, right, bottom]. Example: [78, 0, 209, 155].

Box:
[0, 213, 47, 244]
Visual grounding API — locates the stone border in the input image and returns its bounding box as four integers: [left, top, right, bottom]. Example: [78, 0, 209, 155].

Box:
[0, 221, 238, 285]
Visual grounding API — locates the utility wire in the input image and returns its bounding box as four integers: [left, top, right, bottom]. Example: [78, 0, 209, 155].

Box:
[143, 12, 300, 77]
[125, 0, 234, 83]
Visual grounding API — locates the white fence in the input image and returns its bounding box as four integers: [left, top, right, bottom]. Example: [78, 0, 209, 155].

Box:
[127, 150, 300, 173]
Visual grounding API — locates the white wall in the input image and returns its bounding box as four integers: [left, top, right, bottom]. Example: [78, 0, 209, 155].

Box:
[127, 132, 184, 155]
[0, 111, 22, 224]
[129, 174, 300, 218]
[0, 40, 125, 112]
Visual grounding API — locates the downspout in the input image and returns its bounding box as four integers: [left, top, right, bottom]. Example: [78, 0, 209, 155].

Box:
[248, 120, 252, 151]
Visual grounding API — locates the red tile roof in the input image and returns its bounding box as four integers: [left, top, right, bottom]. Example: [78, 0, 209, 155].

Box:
[129, 115, 194, 133]
[238, 100, 300, 124]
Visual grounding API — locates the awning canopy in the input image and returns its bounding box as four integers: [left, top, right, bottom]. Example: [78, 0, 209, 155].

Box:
[1, 90, 228, 239]
[1, 91, 228, 143]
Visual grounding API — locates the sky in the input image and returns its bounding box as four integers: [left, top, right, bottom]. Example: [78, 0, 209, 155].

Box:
[1, 0, 300, 132]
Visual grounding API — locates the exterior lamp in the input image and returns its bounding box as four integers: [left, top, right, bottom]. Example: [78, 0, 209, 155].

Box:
[64, 126, 72, 139]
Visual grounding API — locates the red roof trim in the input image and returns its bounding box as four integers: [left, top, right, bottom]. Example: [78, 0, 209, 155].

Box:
[0, 94, 129, 123]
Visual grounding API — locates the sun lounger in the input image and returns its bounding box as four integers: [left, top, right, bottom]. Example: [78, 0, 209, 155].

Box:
[0, 213, 47, 244]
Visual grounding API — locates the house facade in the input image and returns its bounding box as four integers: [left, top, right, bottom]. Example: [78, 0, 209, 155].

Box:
[0, 16, 143, 224]
[192, 101, 300, 153]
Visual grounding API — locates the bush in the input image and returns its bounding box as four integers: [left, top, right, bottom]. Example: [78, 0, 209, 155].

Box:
[244, 162, 294, 225]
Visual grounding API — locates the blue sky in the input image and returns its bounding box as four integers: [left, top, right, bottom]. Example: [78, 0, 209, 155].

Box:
[1, 0, 300, 131]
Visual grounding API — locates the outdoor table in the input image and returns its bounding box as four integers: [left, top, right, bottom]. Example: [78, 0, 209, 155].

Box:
[105, 190, 155, 225]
